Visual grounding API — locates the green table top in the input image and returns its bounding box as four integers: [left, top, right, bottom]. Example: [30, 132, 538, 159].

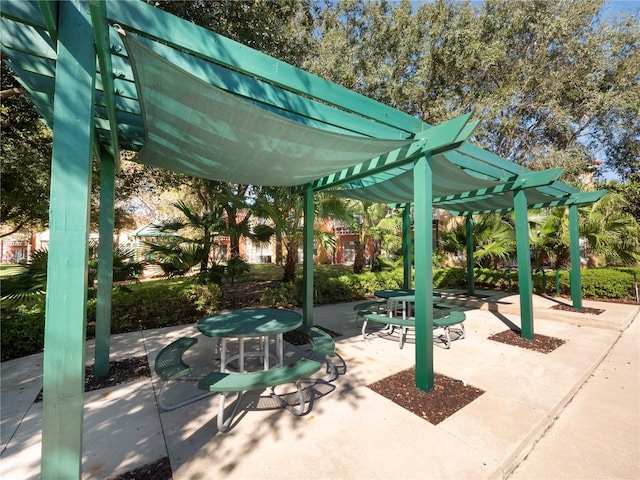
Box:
[375, 289, 442, 302]
[197, 308, 302, 338]
[386, 294, 442, 302]
[374, 289, 415, 299]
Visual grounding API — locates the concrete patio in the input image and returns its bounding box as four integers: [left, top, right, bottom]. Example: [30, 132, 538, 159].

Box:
[1, 292, 638, 479]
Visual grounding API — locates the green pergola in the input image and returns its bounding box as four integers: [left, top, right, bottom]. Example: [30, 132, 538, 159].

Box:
[1, 1, 605, 478]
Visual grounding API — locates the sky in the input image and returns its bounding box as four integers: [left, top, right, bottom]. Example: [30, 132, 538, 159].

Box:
[604, 0, 640, 15]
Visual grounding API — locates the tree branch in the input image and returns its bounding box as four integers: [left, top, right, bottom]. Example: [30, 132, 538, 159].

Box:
[1, 87, 27, 100]
[0, 222, 27, 239]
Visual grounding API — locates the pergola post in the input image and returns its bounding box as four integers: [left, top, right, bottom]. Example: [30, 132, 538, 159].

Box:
[465, 214, 475, 295]
[514, 189, 534, 340]
[413, 153, 434, 392]
[402, 205, 412, 289]
[41, 1, 95, 477]
[302, 188, 314, 326]
[95, 150, 116, 377]
[569, 204, 583, 309]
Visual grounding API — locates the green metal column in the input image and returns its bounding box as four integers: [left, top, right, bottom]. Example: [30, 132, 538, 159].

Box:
[302, 188, 314, 326]
[465, 214, 475, 296]
[95, 150, 116, 377]
[41, 1, 96, 478]
[402, 205, 412, 289]
[569, 204, 583, 309]
[413, 153, 434, 392]
[513, 189, 534, 340]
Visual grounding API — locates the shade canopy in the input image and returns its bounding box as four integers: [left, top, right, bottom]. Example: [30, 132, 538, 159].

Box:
[124, 35, 417, 186]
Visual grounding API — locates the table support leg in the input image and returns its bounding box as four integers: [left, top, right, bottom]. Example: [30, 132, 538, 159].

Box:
[263, 336, 270, 370]
[239, 338, 245, 372]
[217, 391, 243, 433]
[220, 338, 227, 372]
[277, 334, 283, 366]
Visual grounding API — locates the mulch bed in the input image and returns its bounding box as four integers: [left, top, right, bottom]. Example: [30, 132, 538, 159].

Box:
[550, 303, 605, 315]
[108, 457, 173, 480]
[219, 280, 281, 309]
[34, 356, 150, 402]
[488, 329, 566, 353]
[368, 368, 484, 425]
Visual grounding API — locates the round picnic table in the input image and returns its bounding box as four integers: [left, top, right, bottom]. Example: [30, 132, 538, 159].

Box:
[197, 308, 302, 372]
[374, 289, 443, 319]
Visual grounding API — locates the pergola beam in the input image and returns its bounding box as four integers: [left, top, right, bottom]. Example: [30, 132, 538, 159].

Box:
[466, 215, 475, 296]
[433, 168, 564, 204]
[402, 205, 412, 289]
[308, 113, 476, 191]
[36, 1, 58, 45]
[413, 154, 434, 392]
[569, 204, 583, 309]
[448, 188, 607, 216]
[89, 1, 121, 161]
[513, 189, 534, 340]
[302, 188, 315, 327]
[94, 149, 116, 377]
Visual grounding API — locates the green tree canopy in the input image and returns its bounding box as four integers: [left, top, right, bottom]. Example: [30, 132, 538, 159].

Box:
[304, 0, 639, 184]
[1, 59, 51, 237]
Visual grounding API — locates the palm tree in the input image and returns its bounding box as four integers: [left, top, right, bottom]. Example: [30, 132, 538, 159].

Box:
[439, 213, 515, 269]
[346, 201, 400, 274]
[146, 200, 225, 276]
[536, 193, 640, 267]
[580, 193, 640, 266]
[255, 188, 349, 282]
[1, 243, 145, 304]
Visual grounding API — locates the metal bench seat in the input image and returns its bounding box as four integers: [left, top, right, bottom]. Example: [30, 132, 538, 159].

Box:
[293, 325, 344, 380]
[198, 358, 323, 432]
[154, 337, 214, 411]
[353, 299, 387, 322]
[362, 310, 466, 349]
[433, 311, 466, 349]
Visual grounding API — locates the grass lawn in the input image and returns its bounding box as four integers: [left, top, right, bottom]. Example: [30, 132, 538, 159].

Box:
[242, 263, 354, 281]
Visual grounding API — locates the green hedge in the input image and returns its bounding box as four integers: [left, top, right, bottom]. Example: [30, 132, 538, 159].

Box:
[260, 266, 639, 308]
[85, 280, 222, 336]
[0, 303, 46, 361]
[260, 269, 405, 308]
[580, 268, 637, 300]
[1, 280, 221, 362]
[524, 267, 637, 301]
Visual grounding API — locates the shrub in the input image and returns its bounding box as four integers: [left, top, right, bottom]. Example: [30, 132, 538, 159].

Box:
[86, 280, 222, 334]
[260, 269, 406, 307]
[433, 267, 467, 288]
[488, 267, 637, 301]
[3, 279, 222, 361]
[0, 302, 46, 361]
[260, 282, 301, 308]
[580, 268, 636, 300]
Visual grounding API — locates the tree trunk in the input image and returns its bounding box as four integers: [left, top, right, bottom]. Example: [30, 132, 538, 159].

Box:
[275, 231, 283, 265]
[353, 242, 365, 274]
[200, 231, 211, 272]
[283, 244, 298, 282]
[370, 238, 382, 272]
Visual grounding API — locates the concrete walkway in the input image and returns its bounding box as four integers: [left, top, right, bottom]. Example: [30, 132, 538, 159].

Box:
[1, 292, 638, 479]
[509, 309, 640, 480]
